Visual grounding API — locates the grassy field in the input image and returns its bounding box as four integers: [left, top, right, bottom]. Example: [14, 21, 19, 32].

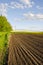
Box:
[0, 32, 43, 65]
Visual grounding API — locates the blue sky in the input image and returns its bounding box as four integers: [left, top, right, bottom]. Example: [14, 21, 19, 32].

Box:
[0, 0, 43, 31]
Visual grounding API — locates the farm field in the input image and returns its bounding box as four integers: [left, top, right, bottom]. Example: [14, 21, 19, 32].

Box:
[8, 32, 43, 65]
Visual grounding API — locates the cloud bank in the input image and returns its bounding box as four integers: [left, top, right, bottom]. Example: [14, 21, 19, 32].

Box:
[0, 3, 8, 16]
[23, 13, 43, 20]
[0, 0, 34, 16]
[0, 0, 43, 21]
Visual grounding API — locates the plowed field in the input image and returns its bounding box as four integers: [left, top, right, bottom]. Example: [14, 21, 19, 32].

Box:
[8, 33, 43, 65]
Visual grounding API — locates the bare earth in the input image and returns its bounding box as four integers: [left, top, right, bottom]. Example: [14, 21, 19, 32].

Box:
[8, 33, 43, 65]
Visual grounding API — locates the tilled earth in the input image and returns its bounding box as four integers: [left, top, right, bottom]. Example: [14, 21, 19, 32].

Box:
[8, 33, 43, 65]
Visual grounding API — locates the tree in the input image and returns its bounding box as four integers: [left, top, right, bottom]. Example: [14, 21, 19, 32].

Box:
[0, 15, 12, 31]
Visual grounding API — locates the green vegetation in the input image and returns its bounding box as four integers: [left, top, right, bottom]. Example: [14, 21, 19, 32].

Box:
[0, 15, 12, 65]
[10, 31, 43, 34]
[0, 32, 9, 65]
[0, 16, 12, 32]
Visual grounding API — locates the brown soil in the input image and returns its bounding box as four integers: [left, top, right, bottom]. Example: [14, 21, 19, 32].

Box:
[8, 33, 43, 65]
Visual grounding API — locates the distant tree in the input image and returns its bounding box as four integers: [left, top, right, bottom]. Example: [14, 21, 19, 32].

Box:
[0, 15, 12, 31]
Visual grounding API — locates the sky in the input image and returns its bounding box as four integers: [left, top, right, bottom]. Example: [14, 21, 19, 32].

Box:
[0, 0, 43, 31]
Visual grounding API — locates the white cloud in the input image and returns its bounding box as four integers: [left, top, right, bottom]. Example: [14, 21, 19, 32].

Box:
[20, 0, 34, 7]
[21, 0, 31, 5]
[36, 14, 43, 19]
[36, 6, 43, 9]
[0, 2, 24, 17]
[14, 13, 43, 22]
[10, 0, 34, 9]
[23, 13, 43, 20]
[0, 3, 8, 17]
[10, 2, 24, 9]
[0, 0, 35, 16]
